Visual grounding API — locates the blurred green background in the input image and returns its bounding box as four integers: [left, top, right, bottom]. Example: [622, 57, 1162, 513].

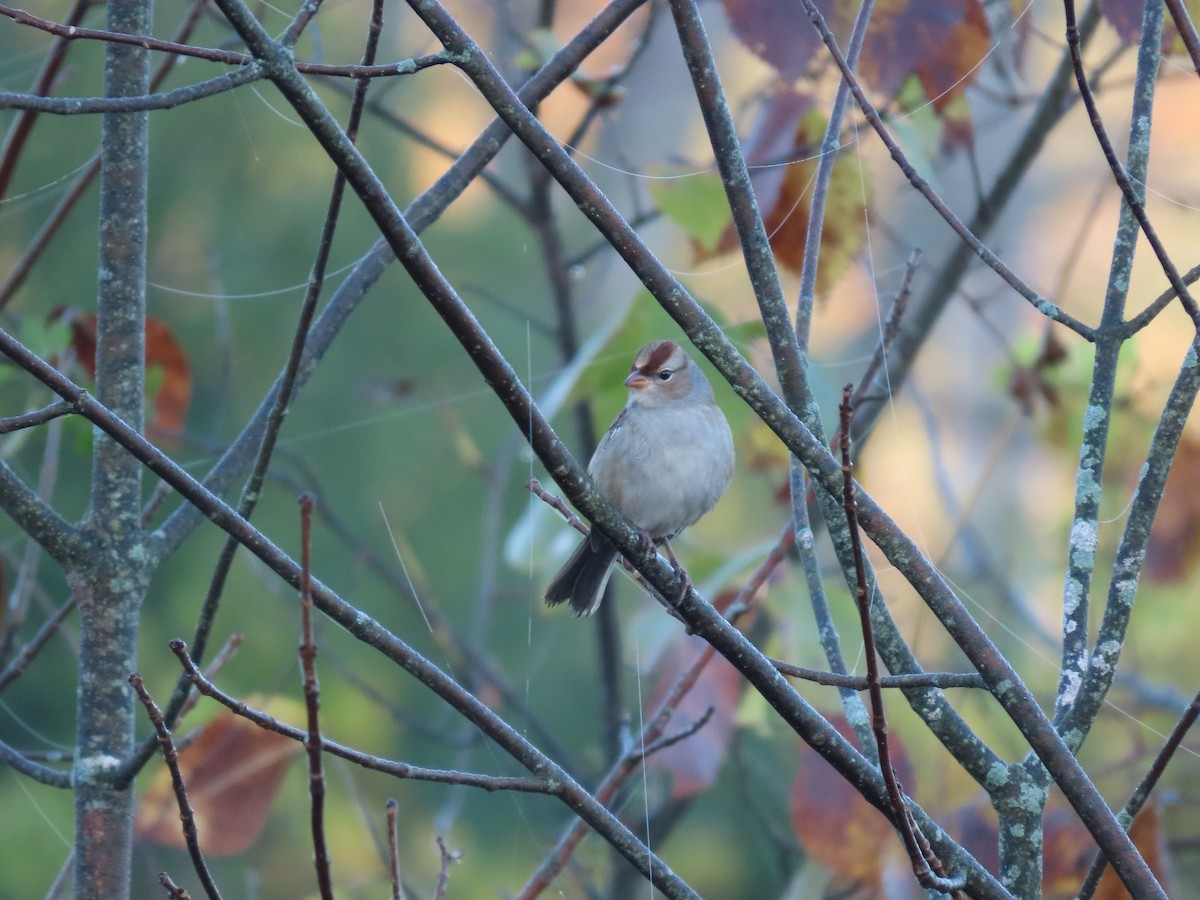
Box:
[3, 0, 1200, 897]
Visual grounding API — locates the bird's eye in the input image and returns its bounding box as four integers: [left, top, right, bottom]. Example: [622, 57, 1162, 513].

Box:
[658, 369, 673, 381]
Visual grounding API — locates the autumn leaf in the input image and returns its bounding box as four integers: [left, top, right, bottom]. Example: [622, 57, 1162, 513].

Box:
[702, 86, 867, 289]
[721, 0, 989, 140]
[789, 715, 914, 891]
[1145, 436, 1200, 583]
[861, 0, 990, 112]
[135, 697, 304, 856]
[62, 310, 192, 437]
[1041, 806, 1097, 898]
[1100, 0, 1200, 53]
[1008, 327, 1068, 417]
[720, 0, 833, 83]
[645, 592, 745, 799]
[1092, 804, 1174, 899]
[143, 316, 191, 437]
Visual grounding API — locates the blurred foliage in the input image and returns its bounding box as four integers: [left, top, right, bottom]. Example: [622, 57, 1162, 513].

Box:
[1, 0, 1200, 898]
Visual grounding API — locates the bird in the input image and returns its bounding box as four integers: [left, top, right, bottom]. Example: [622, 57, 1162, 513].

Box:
[544, 339, 735, 616]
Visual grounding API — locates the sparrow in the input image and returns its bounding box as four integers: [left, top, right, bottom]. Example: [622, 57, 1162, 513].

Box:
[544, 339, 735, 616]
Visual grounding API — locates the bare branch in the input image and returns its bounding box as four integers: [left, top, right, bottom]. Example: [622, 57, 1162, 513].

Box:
[1063, 0, 1199, 328]
[0, 735, 72, 787]
[168, 640, 557, 793]
[297, 495, 333, 900]
[0, 460, 85, 567]
[386, 799, 404, 900]
[770, 658, 985, 691]
[0, 400, 75, 433]
[0, 595, 76, 693]
[839, 388, 965, 895]
[0, 5, 453, 86]
[129, 673, 222, 900]
[158, 872, 191, 899]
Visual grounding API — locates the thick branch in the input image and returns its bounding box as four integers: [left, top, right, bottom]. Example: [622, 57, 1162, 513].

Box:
[0, 460, 86, 567]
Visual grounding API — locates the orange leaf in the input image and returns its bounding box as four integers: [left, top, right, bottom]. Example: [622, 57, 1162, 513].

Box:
[789, 715, 913, 891]
[63, 310, 97, 375]
[61, 310, 191, 437]
[1092, 804, 1174, 900]
[136, 700, 303, 856]
[145, 316, 191, 437]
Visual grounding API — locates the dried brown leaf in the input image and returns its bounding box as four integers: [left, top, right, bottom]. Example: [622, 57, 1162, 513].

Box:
[136, 698, 304, 856]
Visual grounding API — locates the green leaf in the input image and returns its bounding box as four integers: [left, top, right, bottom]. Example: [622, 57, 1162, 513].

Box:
[19, 316, 71, 363]
[648, 168, 731, 253]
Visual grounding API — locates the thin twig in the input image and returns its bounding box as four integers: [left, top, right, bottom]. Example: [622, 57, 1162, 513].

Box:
[0, 67, 263, 114]
[0, 6, 451, 81]
[838, 388, 965, 895]
[129, 673, 222, 900]
[0, 400, 76, 434]
[298, 494, 334, 899]
[433, 837, 462, 900]
[770, 658, 984, 690]
[0, 734, 71, 786]
[1063, 0, 1200, 328]
[168, 639, 555, 793]
[158, 873, 191, 899]
[1076, 681, 1200, 898]
[0, 595, 76, 692]
[642, 707, 715, 755]
[386, 799, 405, 900]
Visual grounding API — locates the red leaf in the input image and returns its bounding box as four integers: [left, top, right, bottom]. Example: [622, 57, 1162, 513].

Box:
[862, 0, 990, 112]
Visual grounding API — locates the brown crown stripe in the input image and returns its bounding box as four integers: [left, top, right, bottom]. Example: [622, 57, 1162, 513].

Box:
[635, 340, 679, 375]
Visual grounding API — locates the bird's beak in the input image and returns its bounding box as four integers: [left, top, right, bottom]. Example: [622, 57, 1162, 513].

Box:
[624, 371, 649, 390]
